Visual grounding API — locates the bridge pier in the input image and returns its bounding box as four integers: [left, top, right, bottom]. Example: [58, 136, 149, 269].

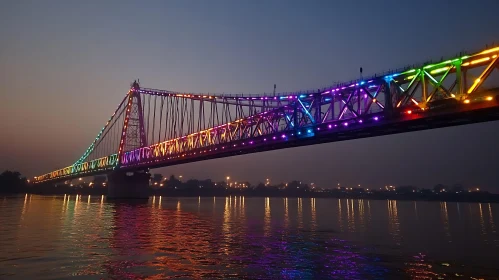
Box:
[107, 170, 150, 199]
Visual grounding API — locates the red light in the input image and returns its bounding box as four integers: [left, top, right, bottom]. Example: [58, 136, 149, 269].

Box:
[407, 110, 412, 114]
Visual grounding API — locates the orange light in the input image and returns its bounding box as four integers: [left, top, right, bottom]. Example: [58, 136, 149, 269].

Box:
[407, 110, 412, 114]
[372, 98, 377, 103]
[464, 99, 470, 104]
[470, 57, 490, 65]
[479, 47, 499, 55]
[486, 96, 493, 101]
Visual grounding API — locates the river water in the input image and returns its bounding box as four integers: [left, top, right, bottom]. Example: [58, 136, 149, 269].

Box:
[0, 195, 498, 279]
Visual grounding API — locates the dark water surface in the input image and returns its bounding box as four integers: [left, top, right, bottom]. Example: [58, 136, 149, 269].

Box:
[1, 195, 498, 279]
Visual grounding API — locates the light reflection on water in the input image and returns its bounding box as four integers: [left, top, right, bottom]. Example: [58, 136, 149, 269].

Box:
[1, 195, 499, 279]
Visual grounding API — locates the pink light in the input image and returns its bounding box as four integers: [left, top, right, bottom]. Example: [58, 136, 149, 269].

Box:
[317, 127, 320, 130]
[273, 136, 276, 140]
[264, 138, 267, 141]
[328, 125, 332, 129]
[359, 120, 363, 123]
[249, 141, 254, 144]
[281, 134, 286, 138]
[344, 122, 348, 126]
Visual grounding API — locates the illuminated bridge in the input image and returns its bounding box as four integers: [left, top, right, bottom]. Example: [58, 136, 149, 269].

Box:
[33, 46, 499, 198]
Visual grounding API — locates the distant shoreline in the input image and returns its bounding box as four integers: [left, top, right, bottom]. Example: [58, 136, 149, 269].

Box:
[4, 189, 499, 203]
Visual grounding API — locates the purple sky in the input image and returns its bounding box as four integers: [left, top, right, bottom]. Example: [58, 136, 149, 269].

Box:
[1, 0, 499, 191]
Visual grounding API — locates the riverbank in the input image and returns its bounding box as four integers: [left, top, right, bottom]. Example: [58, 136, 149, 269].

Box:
[3, 187, 499, 203]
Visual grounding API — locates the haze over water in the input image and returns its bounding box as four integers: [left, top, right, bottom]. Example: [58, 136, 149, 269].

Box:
[1, 195, 498, 279]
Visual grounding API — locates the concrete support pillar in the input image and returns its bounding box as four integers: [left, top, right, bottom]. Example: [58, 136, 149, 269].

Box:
[107, 170, 150, 199]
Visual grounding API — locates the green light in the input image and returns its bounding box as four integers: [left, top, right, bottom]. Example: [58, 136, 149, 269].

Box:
[402, 69, 416, 75]
[430, 66, 449, 75]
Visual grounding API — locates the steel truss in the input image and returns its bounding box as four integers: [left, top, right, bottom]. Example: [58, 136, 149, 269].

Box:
[34, 46, 499, 183]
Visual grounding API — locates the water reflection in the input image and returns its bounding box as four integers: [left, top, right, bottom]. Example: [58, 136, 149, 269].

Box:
[264, 197, 271, 237]
[310, 198, 316, 232]
[440, 202, 451, 241]
[387, 200, 401, 245]
[489, 203, 496, 233]
[1, 195, 498, 279]
[338, 199, 344, 232]
[284, 197, 289, 229]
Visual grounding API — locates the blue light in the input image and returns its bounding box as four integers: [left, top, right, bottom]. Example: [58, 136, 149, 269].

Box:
[300, 94, 306, 98]
[297, 132, 301, 135]
[360, 81, 365, 85]
[307, 129, 312, 133]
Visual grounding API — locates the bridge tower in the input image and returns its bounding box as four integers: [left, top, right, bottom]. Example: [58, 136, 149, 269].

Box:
[108, 80, 150, 199]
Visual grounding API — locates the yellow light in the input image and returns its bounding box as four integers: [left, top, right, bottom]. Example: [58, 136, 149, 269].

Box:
[486, 96, 493, 101]
[479, 46, 499, 55]
[464, 99, 470, 104]
[372, 98, 377, 103]
[468, 78, 481, 94]
[430, 66, 449, 74]
[470, 57, 490, 65]
[462, 62, 470, 66]
[494, 55, 498, 58]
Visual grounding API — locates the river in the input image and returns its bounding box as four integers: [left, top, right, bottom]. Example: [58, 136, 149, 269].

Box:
[1, 195, 498, 279]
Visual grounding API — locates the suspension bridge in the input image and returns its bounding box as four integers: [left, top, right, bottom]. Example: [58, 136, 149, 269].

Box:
[33, 46, 499, 198]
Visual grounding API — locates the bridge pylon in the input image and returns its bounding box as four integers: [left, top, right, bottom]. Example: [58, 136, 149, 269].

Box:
[108, 81, 150, 199]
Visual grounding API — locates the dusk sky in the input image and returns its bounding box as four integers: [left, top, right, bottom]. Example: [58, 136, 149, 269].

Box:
[1, 0, 499, 191]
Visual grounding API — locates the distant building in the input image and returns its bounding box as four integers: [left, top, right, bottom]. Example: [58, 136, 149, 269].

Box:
[151, 174, 163, 187]
[92, 175, 107, 187]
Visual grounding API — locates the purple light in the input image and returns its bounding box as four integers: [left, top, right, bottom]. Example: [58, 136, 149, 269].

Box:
[344, 122, 348, 126]
[374, 117, 379, 121]
[281, 134, 286, 138]
[273, 136, 276, 140]
[359, 120, 363, 123]
[328, 125, 332, 129]
[249, 141, 254, 144]
[264, 138, 267, 141]
[317, 127, 320, 130]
